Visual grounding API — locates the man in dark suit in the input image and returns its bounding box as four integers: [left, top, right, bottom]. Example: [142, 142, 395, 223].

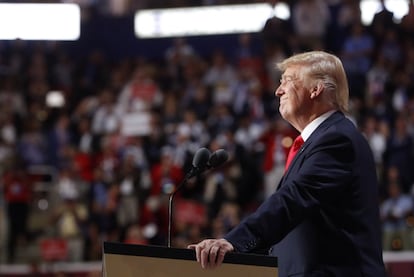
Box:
[188, 51, 386, 276]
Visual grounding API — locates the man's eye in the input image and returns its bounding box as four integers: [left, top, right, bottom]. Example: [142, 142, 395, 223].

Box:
[280, 76, 294, 84]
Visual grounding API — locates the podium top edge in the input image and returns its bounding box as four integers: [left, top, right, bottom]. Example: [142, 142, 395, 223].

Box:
[103, 241, 277, 268]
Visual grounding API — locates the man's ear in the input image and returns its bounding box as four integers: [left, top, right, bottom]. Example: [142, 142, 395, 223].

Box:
[310, 82, 324, 99]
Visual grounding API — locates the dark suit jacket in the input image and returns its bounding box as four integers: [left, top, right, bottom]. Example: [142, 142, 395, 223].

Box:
[224, 111, 386, 277]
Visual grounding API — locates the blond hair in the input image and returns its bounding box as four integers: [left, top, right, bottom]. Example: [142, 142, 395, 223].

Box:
[277, 51, 349, 113]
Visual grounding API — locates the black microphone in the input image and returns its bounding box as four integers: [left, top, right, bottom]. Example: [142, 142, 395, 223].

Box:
[188, 147, 211, 178]
[207, 149, 229, 169]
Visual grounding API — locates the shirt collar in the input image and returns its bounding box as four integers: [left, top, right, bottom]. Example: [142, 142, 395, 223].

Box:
[301, 110, 336, 141]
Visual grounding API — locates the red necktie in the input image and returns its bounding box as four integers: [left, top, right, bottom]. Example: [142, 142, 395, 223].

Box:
[285, 135, 304, 171]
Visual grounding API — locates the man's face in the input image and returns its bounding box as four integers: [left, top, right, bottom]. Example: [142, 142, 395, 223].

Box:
[275, 66, 311, 124]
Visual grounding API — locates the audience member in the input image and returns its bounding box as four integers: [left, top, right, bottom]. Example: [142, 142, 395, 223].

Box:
[117, 65, 163, 114]
[370, 0, 395, 42]
[383, 114, 414, 193]
[325, 0, 361, 52]
[380, 166, 414, 250]
[17, 119, 49, 167]
[360, 115, 387, 179]
[50, 193, 88, 262]
[341, 22, 375, 100]
[291, 0, 330, 50]
[149, 146, 184, 195]
[91, 88, 122, 137]
[399, 0, 414, 38]
[46, 114, 73, 169]
[3, 162, 32, 263]
[116, 154, 149, 236]
[203, 50, 238, 106]
[165, 37, 197, 90]
[259, 116, 296, 198]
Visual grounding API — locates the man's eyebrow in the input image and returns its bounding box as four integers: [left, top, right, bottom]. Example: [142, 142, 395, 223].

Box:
[281, 74, 296, 80]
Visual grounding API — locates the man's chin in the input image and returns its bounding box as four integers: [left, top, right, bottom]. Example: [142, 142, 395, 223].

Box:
[278, 108, 287, 119]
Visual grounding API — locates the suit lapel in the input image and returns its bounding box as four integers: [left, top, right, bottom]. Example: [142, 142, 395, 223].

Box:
[278, 111, 345, 186]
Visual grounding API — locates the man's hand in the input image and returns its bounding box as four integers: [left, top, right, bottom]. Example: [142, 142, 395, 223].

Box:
[188, 239, 234, 269]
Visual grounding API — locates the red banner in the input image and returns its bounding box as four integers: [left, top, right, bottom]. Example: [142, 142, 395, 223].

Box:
[40, 239, 68, 261]
[174, 200, 207, 226]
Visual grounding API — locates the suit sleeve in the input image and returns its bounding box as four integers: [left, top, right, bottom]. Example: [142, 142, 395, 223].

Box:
[224, 131, 355, 252]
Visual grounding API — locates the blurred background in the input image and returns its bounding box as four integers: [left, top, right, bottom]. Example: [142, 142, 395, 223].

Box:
[0, 0, 414, 276]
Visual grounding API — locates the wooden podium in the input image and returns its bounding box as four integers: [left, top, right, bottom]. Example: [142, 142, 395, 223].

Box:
[103, 241, 278, 277]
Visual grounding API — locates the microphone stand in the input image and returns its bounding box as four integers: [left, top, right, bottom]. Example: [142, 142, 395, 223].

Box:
[167, 148, 228, 247]
[167, 169, 195, 248]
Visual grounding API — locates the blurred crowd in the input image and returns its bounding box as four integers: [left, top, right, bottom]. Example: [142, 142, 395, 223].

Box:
[1, 0, 414, 266]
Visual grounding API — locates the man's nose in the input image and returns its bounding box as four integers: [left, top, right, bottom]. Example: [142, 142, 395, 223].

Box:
[275, 86, 283, 97]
